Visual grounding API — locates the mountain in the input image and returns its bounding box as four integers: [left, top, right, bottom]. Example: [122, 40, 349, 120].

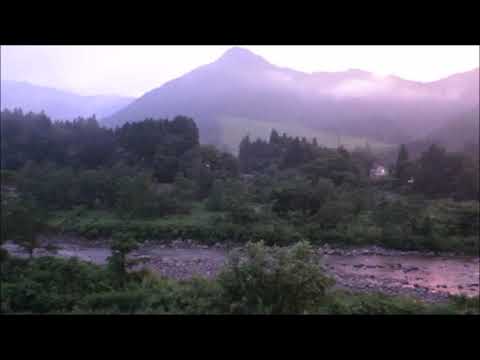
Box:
[105, 48, 479, 150]
[426, 68, 480, 105]
[407, 105, 480, 157]
[426, 105, 479, 149]
[382, 106, 480, 164]
[1, 80, 135, 120]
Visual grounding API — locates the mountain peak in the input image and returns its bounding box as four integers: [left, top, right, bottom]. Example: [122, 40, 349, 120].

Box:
[344, 69, 372, 77]
[221, 47, 257, 59]
[217, 47, 270, 67]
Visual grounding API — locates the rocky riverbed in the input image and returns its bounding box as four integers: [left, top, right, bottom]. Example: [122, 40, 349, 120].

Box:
[2, 237, 479, 303]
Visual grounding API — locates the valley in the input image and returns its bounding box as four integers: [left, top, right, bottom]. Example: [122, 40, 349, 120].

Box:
[1, 45, 478, 315]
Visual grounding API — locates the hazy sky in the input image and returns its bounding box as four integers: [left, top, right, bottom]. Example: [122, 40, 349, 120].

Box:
[1, 46, 478, 97]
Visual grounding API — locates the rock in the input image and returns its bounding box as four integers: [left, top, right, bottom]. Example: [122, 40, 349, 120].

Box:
[353, 264, 364, 268]
[34, 249, 50, 256]
[137, 255, 151, 261]
[171, 239, 185, 248]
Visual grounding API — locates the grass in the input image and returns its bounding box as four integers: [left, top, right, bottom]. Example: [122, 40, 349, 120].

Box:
[48, 202, 223, 228]
[45, 198, 479, 254]
[216, 115, 394, 154]
[322, 290, 480, 314]
[46, 202, 229, 242]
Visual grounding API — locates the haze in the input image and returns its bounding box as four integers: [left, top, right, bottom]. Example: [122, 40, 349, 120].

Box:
[1, 46, 478, 97]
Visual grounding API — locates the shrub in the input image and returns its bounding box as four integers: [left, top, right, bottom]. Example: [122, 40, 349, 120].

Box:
[80, 289, 155, 314]
[217, 241, 334, 314]
[1, 257, 113, 313]
[327, 292, 426, 314]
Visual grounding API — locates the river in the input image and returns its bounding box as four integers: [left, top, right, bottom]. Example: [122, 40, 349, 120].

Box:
[2, 238, 479, 302]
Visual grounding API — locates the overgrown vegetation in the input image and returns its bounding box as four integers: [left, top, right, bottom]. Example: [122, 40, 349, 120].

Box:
[1, 110, 478, 314]
[2, 244, 478, 314]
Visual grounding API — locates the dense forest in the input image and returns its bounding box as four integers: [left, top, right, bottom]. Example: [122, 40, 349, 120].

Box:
[1, 109, 479, 314]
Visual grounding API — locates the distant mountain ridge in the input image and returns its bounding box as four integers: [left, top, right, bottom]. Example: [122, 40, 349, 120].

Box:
[382, 105, 480, 164]
[407, 105, 480, 157]
[1, 80, 135, 120]
[104, 47, 479, 150]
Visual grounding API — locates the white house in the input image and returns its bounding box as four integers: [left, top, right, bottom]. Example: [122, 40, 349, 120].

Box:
[370, 164, 388, 178]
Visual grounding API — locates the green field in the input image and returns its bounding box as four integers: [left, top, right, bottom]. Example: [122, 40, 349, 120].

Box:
[216, 116, 394, 154]
[48, 202, 224, 230]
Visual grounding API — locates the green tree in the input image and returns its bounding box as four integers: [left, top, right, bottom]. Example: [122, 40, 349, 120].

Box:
[2, 193, 47, 259]
[395, 144, 411, 184]
[218, 241, 334, 314]
[206, 179, 226, 211]
[238, 135, 252, 172]
[107, 233, 139, 289]
[269, 129, 281, 145]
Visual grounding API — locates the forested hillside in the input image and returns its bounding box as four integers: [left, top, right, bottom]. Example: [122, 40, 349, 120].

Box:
[104, 48, 479, 149]
[1, 110, 478, 314]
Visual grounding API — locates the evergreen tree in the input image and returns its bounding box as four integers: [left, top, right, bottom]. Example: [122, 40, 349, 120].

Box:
[269, 129, 280, 145]
[395, 144, 410, 184]
[238, 135, 252, 172]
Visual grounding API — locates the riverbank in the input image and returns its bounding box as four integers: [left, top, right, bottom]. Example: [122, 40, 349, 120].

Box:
[2, 237, 479, 303]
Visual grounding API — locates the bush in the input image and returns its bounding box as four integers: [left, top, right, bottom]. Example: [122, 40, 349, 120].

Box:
[326, 292, 426, 314]
[2, 250, 478, 314]
[79, 277, 222, 314]
[80, 289, 155, 314]
[251, 222, 304, 246]
[1, 257, 113, 313]
[217, 241, 334, 314]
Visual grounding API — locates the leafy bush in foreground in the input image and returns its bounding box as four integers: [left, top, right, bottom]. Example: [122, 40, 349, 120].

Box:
[217, 241, 334, 314]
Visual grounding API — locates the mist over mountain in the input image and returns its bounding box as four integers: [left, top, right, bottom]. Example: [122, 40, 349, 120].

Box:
[379, 105, 480, 166]
[427, 105, 479, 148]
[104, 47, 479, 150]
[1, 80, 135, 120]
[398, 105, 480, 159]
